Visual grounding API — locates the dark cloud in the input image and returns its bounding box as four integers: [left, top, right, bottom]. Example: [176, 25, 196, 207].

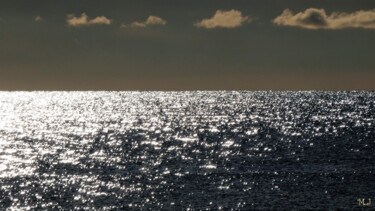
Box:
[274, 8, 375, 29]
[298, 9, 328, 26]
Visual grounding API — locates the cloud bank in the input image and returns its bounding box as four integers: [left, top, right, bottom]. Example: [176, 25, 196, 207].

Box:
[122, 16, 167, 28]
[67, 13, 112, 26]
[274, 8, 375, 29]
[195, 9, 249, 29]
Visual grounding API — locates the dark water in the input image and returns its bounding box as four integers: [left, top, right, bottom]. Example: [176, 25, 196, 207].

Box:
[0, 91, 374, 210]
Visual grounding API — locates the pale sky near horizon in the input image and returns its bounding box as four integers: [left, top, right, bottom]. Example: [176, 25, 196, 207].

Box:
[1, 0, 375, 90]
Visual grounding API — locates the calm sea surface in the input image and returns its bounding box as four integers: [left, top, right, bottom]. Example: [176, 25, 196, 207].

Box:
[0, 91, 374, 210]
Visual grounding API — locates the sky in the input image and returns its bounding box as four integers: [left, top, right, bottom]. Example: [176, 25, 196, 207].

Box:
[1, 0, 375, 90]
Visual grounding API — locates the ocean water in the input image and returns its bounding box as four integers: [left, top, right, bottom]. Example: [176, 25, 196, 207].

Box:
[0, 91, 374, 210]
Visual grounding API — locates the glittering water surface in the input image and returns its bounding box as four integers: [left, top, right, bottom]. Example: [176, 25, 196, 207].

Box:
[0, 91, 374, 210]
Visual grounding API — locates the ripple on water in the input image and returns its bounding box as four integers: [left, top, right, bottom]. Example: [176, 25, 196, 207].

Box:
[0, 91, 374, 210]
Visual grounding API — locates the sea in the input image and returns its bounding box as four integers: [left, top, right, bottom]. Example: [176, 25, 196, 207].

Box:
[0, 91, 374, 210]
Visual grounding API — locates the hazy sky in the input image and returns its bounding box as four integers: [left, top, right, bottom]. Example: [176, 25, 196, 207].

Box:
[1, 0, 375, 90]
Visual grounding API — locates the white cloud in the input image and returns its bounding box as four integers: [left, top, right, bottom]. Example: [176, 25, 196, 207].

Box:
[130, 21, 147, 28]
[195, 9, 250, 29]
[124, 15, 167, 28]
[67, 13, 112, 26]
[67, 13, 90, 26]
[89, 16, 112, 25]
[145, 16, 167, 25]
[34, 16, 42, 21]
[274, 8, 375, 29]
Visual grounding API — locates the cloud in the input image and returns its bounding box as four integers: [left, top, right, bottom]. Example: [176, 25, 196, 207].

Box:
[122, 15, 167, 28]
[195, 9, 250, 29]
[130, 21, 147, 28]
[274, 8, 375, 29]
[34, 16, 42, 21]
[67, 13, 112, 26]
[89, 16, 112, 25]
[145, 16, 167, 25]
